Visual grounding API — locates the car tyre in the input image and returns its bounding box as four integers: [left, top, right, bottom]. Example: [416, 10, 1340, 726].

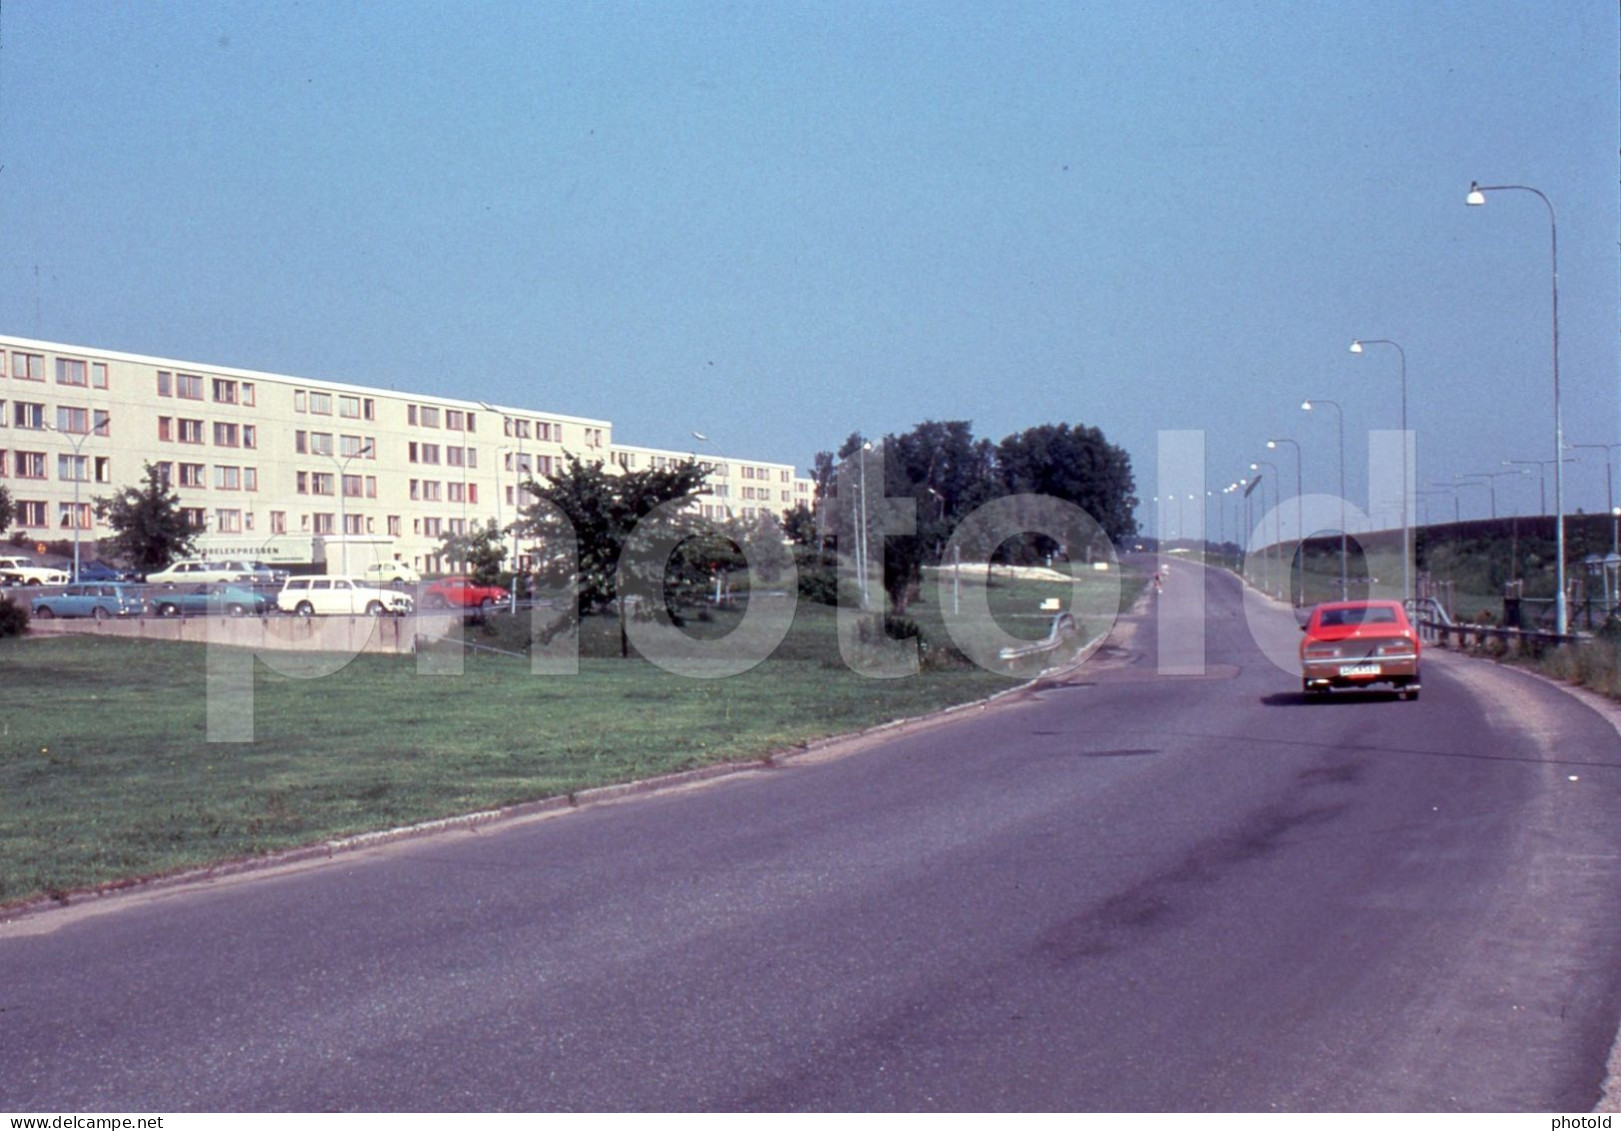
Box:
[92, 606, 110, 622]
[479, 596, 494, 609]
[425, 593, 448, 610]
[295, 601, 315, 618]
[34, 606, 53, 619]
[365, 600, 384, 617]
[158, 603, 180, 618]
[227, 603, 247, 617]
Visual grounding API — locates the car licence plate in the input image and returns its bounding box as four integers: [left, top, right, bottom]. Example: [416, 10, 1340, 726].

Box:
[1339, 663, 1381, 677]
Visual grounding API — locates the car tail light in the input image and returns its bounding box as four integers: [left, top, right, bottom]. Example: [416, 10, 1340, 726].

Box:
[1375, 638, 1416, 657]
[1304, 644, 1339, 659]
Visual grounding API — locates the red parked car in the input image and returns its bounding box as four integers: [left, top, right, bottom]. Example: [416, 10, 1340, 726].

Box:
[1299, 600, 1422, 700]
[422, 576, 508, 610]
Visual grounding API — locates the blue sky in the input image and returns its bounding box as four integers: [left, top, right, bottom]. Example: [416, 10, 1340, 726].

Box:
[0, 1, 1615, 532]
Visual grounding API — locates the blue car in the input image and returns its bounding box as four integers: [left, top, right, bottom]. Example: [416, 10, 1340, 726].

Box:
[71, 560, 140, 584]
[149, 583, 274, 618]
[31, 583, 148, 620]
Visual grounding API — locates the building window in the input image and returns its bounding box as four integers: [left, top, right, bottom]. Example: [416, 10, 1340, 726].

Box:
[55, 358, 87, 386]
[212, 378, 238, 404]
[467, 483, 478, 504]
[312, 512, 334, 535]
[270, 511, 287, 535]
[157, 371, 173, 397]
[243, 468, 258, 492]
[447, 446, 464, 468]
[423, 517, 442, 537]
[93, 409, 110, 437]
[155, 461, 173, 485]
[309, 432, 333, 456]
[180, 507, 205, 530]
[446, 409, 464, 431]
[215, 509, 243, 534]
[178, 419, 205, 444]
[176, 373, 204, 400]
[365, 476, 377, 498]
[343, 513, 365, 535]
[294, 390, 307, 412]
[308, 391, 332, 415]
[448, 482, 464, 503]
[296, 471, 309, 495]
[15, 452, 45, 479]
[55, 406, 89, 434]
[339, 395, 360, 418]
[339, 434, 366, 458]
[57, 454, 88, 482]
[421, 480, 442, 502]
[420, 443, 440, 465]
[14, 402, 44, 430]
[158, 417, 173, 442]
[214, 466, 242, 491]
[342, 474, 363, 498]
[56, 502, 91, 530]
[16, 500, 45, 526]
[363, 398, 375, 421]
[387, 515, 401, 537]
[179, 463, 205, 487]
[91, 362, 108, 389]
[242, 424, 257, 449]
[420, 406, 440, 428]
[12, 353, 43, 381]
[241, 382, 255, 407]
[213, 422, 240, 447]
[94, 456, 111, 484]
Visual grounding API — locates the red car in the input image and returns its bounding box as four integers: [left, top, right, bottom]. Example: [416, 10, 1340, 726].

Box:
[422, 576, 508, 610]
[1299, 600, 1422, 700]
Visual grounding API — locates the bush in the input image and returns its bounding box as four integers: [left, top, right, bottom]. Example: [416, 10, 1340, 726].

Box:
[0, 595, 30, 637]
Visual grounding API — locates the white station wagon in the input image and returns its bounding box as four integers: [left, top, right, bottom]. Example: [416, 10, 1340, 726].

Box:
[277, 576, 414, 617]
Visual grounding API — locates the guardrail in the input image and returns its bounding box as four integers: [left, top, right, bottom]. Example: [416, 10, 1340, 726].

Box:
[998, 612, 1079, 663]
[1416, 618, 1582, 653]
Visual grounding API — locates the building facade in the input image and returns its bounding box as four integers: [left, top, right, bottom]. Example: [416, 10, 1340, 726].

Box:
[0, 335, 812, 573]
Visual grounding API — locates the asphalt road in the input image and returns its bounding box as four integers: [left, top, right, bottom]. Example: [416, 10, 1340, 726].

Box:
[4, 564, 1620, 1112]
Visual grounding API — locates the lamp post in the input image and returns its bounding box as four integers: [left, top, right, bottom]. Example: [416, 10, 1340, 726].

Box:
[48, 421, 98, 581]
[1303, 398, 1347, 599]
[1349, 338, 1410, 604]
[328, 440, 374, 573]
[1460, 469, 1520, 519]
[1453, 476, 1488, 520]
[857, 440, 874, 608]
[1568, 443, 1621, 516]
[1467, 180, 1567, 635]
[1503, 456, 1579, 515]
[1267, 438, 1304, 605]
[1251, 460, 1281, 598]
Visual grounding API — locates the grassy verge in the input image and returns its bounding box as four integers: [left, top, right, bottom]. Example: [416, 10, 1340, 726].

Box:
[1, 568, 1139, 906]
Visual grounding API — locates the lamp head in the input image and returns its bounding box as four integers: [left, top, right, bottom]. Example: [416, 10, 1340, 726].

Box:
[1466, 181, 1486, 206]
[1301, 400, 1313, 411]
[1349, 340, 1363, 354]
[1266, 439, 1277, 449]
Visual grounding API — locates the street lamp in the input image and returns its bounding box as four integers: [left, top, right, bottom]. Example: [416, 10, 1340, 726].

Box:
[1267, 438, 1304, 605]
[1568, 443, 1621, 516]
[1503, 456, 1578, 515]
[1251, 460, 1280, 598]
[328, 440, 374, 573]
[857, 440, 874, 608]
[1460, 469, 1520, 519]
[1303, 398, 1348, 599]
[1350, 338, 1410, 604]
[47, 419, 100, 581]
[1466, 180, 1567, 634]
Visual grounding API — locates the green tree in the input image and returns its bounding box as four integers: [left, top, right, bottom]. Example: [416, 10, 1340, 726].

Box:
[996, 423, 1139, 547]
[517, 453, 710, 615]
[94, 462, 199, 575]
[437, 518, 508, 586]
[0, 485, 14, 540]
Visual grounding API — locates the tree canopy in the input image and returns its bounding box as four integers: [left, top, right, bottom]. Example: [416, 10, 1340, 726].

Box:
[94, 462, 200, 574]
[516, 453, 711, 614]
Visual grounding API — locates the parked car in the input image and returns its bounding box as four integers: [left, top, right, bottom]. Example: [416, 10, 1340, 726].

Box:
[1300, 600, 1422, 700]
[277, 576, 415, 617]
[360, 560, 421, 588]
[150, 583, 274, 618]
[0, 556, 71, 586]
[240, 561, 291, 586]
[31, 583, 147, 620]
[71, 560, 141, 584]
[422, 576, 507, 610]
[146, 559, 263, 586]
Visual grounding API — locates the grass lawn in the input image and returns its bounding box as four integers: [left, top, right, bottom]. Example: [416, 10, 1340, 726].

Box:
[1, 567, 1139, 906]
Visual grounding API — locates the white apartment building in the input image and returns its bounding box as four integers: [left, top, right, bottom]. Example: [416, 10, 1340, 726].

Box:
[0, 335, 811, 573]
